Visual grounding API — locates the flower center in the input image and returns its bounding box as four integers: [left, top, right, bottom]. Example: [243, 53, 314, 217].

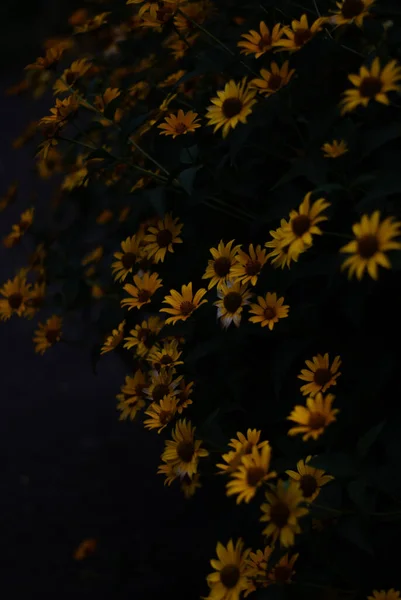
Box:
[222, 97, 243, 119]
[223, 291, 243, 313]
[214, 256, 231, 277]
[273, 565, 292, 584]
[156, 228, 173, 248]
[176, 440, 195, 462]
[294, 28, 312, 47]
[152, 383, 170, 403]
[159, 410, 173, 425]
[29, 295, 44, 309]
[270, 501, 290, 528]
[174, 122, 188, 135]
[246, 466, 266, 487]
[258, 33, 272, 51]
[135, 383, 146, 397]
[291, 214, 311, 237]
[245, 260, 261, 276]
[122, 252, 137, 269]
[137, 289, 152, 303]
[359, 76, 383, 98]
[220, 564, 240, 589]
[8, 293, 23, 309]
[180, 300, 195, 316]
[309, 412, 327, 430]
[264, 306, 276, 320]
[341, 0, 365, 18]
[313, 368, 332, 387]
[299, 474, 318, 498]
[45, 328, 60, 344]
[268, 74, 283, 91]
[160, 354, 174, 365]
[66, 71, 76, 85]
[357, 234, 379, 258]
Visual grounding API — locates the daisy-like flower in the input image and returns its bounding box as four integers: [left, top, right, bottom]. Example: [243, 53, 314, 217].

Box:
[81, 246, 103, 266]
[206, 539, 251, 600]
[0, 182, 18, 212]
[94, 88, 121, 114]
[286, 456, 334, 502]
[298, 353, 341, 396]
[321, 139, 348, 158]
[274, 14, 325, 52]
[281, 193, 330, 258]
[147, 339, 184, 370]
[123, 316, 164, 356]
[112, 236, 141, 282]
[0, 275, 31, 320]
[165, 32, 199, 59]
[230, 244, 268, 286]
[121, 272, 163, 310]
[143, 213, 183, 263]
[144, 367, 182, 403]
[53, 58, 91, 94]
[214, 281, 252, 329]
[173, 2, 210, 33]
[249, 292, 289, 330]
[144, 394, 179, 433]
[25, 45, 66, 71]
[340, 211, 401, 280]
[206, 78, 257, 139]
[329, 0, 375, 28]
[159, 69, 187, 87]
[203, 240, 241, 290]
[237, 22, 285, 58]
[74, 11, 111, 33]
[265, 220, 301, 269]
[161, 419, 209, 478]
[217, 429, 269, 474]
[158, 109, 201, 138]
[260, 480, 308, 547]
[40, 95, 80, 128]
[226, 444, 276, 504]
[3, 207, 35, 248]
[368, 591, 400, 600]
[161, 282, 207, 325]
[176, 379, 194, 413]
[33, 315, 62, 354]
[181, 473, 202, 498]
[24, 282, 46, 319]
[250, 61, 295, 96]
[340, 58, 401, 115]
[116, 370, 147, 421]
[287, 393, 339, 441]
[244, 546, 273, 593]
[267, 553, 299, 585]
[100, 320, 126, 355]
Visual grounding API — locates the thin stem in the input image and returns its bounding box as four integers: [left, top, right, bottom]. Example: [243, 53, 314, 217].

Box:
[127, 137, 171, 176]
[178, 9, 235, 56]
[59, 136, 97, 151]
[311, 503, 344, 515]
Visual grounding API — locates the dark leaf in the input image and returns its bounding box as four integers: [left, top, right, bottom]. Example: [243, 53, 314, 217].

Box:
[357, 421, 385, 458]
[178, 166, 202, 195]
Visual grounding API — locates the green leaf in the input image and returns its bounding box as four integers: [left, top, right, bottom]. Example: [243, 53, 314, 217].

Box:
[337, 516, 374, 555]
[178, 166, 202, 195]
[145, 187, 165, 216]
[180, 145, 199, 165]
[357, 421, 385, 458]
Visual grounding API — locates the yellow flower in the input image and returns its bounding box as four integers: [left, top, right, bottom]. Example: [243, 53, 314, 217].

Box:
[165, 32, 199, 59]
[74, 12, 111, 33]
[25, 45, 66, 71]
[144, 394, 179, 432]
[249, 292, 289, 330]
[230, 244, 268, 286]
[206, 78, 257, 138]
[216, 429, 269, 474]
[94, 87, 121, 113]
[33, 315, 62, 354]
[121, 272, 163, 310]
[25, 282, 46, 319]
[61, 154, 89, 191]
[144, 367, 182, 403]
[53, 58, 91, 94]
[147, 339, 184, 370]
[298, 353, 342, 396]
[321, 139, 349, 158]
[173, 2, 210, 33]
[0, 182, 18, 212]
[123, 316, 164, 356]
[266, 552, 299, 585]
[161, 282, 207, 325]
[340, 211, 401, 280]
[73, 538, 97, 561]
[260, 480, 308, 547]
[126, 0, 158, 17]
[250, 61, 295, 96]
[100, 321, 126, 355]
[81, 246, 103, 266]
[116, 371, 147, 421]
[329, 0, 375, 27]
[368, 591, 400, 600]
[214, 281, 252, 329]
[273, 14, 325, 52]
[91, 284, 104, 299]
[159, 69, 187, 87]
[96, 209, 113, 224]
[112, 236, 141, 282]
[161, 419, 209, 478]
[265, 220, 301, 269]
[203, 240, 241, 290]
[340, 58, 401, 114]
[0, 275, 31, 320]
[281, 193, 330, 258]
[244, 546, 273, 591]
[181, 473, 201, 498]
[238, 21, 285, 58]
[158, 109, 201, 138]
[286, 456, 334, 502]
[226, 444, 276, 504]
[157, 462, 180, 486]
[287, 393, 339, 441]
[206, 539, 251, 600]
[176, 379, 194, 413]
[3, 207, 34, 247]
[143, 213, 183, 263]
[40, 95, 79, 127]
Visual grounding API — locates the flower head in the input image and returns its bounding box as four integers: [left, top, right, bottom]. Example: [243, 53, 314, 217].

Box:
[226, 444, 276, 504]
[101, 321, 126, 355]
[0, 275, 31, 320]
[123, 316, 164, 356]
[203, 240, 241, 290]
[280, 193, 330, 259]
[144, 394, 179, 433]
[158, 109, 201, 138]
[206, 78, 257, 138]
[207, 539, 251, 600]
[274, 14, 325, 52]
[116, 371, 147, 420]
[238, 22, 285, 58]
[286, 455, 334, 502]
[250, 61, 295, 96]
[214, 281, 252, 328]
[112, 236, 141, 282]
[121, 272, 163, 310]
[329, 0, 375, 27]
[321, 139, 348, 158]
[298, 353, 341, 396]
[161, 419, 209, 478]
[143, 213, 183, 263]
[230, 244, 268, 286]
[161, 282, 207, 325]
[217, 429, 269, 474]
[260, 480, 308, 547]
[33, 315, 62, 354]
[287, 393, 339, 441]
[249, 292, 289, 330]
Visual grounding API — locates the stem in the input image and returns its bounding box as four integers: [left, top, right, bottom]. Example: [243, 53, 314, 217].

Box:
[128, 137, 170, 176]
[59, 136, 97, 151]
[311, 503, 344, 515]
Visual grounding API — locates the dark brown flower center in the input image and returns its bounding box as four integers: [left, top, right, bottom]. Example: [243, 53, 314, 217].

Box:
[273, 565, 292, 584]
[341, 0, 364, 18]
[180, 300, 195, 316]
[222, 97, 243, 119]
[357, 234, 379, 258]
[247, 466, 266, 487]
[122, 252, 137, 269]
[8, 293, 23, 309]
[245, 260, 261, 276]
[313, 368, 332, 387]
[45, 328, 60, 344]
[159, 410, 172, 425]
[264, 306, 276, 320]
[258, 33, 272, 51]
[268, 74, 283, 91]
[214, 256, 231, 277]
[220, 564, 240, 589]
[294, 28, 312, 47]
[135, 383, 146, 397]
[66, 71, 76, 85]
[309, 412, 327, 430]
[270, 501, 290, 528]
[29, 295, 44, 309]
[223, 291, 243, 313]
[299, 474, 318, 498]
[152, 383, 170, 403]
[160, 354, 173, 365]
[291, 214, 311, 237]
[359, 76, 383, 98]
[174, 122, 188, 135]
[156, 228, 173, 248]
[137, 289, 152, 303]
[176, 440, 195, 462]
